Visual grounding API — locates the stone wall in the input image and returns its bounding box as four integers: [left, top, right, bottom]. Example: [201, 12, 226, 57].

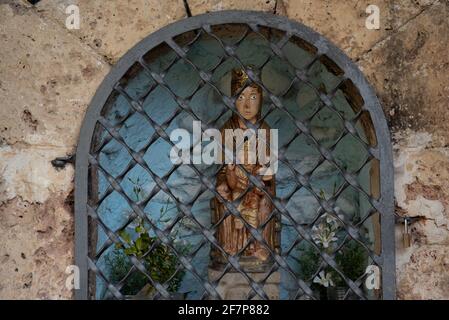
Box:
[0, 0, 447, 299]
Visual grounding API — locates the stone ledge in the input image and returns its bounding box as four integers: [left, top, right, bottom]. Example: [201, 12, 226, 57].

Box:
[208, 269, 280, 300]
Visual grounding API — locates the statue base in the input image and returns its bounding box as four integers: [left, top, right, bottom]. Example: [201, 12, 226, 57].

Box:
[209, 252, 276, 273]
[208, 268, 280, 300]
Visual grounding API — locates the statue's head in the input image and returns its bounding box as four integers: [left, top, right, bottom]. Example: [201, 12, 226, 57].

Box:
[231, 67, 262, 123]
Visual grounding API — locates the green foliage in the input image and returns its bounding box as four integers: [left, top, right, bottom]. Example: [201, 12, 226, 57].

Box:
[297, 189, 369, 291]
[297, 240, 369, 289]
[106, 217, 189, 297]
[297, 246, 321, 281]
[127, 176, 145, 202]
[334, 241, 368, 286]
[105, 249, 148, 296]
[296, 242, 367, 301]
[103, 177, 193, 298]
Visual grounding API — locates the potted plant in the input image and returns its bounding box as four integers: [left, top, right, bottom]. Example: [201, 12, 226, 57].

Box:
[297, 197, 369, 300]
[104, 217, 188, 299]
[103, 179, 191, 299]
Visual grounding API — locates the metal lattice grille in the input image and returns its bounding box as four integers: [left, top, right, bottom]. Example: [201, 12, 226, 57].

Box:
[75, 11, 395, 300]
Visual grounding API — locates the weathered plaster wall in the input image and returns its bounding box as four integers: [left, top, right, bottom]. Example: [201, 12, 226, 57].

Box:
[0, 0, 447, 299]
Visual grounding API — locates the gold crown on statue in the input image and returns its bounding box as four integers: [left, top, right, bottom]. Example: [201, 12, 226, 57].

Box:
[232, 68, 249, 87]
[231, 66, 259, 94]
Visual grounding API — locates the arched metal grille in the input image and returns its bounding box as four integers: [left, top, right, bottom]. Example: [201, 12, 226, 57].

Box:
[75, 11, 395, 300]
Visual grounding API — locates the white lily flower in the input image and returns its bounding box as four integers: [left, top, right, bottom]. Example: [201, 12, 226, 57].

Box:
[312, 223, 338, 248]
[323, 213, 340, 230]
[313, 271, 335, 288]
[321, 232, 338, 248]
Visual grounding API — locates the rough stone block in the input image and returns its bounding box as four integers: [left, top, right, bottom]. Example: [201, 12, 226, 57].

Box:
[187, 0, 276, 15]
[282, 0, 437, 59]
[35, 0, 187, 64]
[359, 1, 449, 147]
[0, 1, 110, 148]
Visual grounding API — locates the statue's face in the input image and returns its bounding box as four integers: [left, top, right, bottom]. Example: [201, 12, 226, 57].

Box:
[235, 86, 262, 122]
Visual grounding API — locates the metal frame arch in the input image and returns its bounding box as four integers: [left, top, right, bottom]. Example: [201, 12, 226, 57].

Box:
[75, 10, 395, 300]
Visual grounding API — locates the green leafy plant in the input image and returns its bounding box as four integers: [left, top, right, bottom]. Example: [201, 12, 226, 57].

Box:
[105, 218, 188, 297]
[104, 181, 191, 298]
[334, 241, 368, 286]
[296, 189, 370, 299]
[297, 245, 321, 281]
[105, 249, 147, 296]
